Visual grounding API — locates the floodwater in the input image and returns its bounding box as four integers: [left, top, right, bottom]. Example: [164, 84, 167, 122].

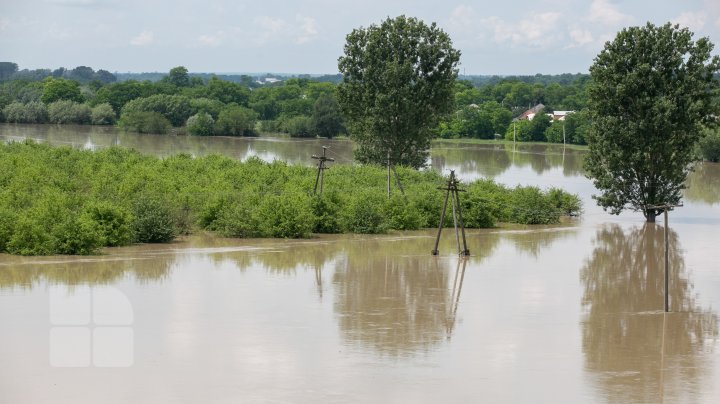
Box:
[1, 123, 720, 403]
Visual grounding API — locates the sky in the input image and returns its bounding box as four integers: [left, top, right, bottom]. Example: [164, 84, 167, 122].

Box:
[1, 0, 720, 75]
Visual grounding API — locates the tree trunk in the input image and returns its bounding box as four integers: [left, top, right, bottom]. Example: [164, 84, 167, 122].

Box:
[645, 210, 657, 222]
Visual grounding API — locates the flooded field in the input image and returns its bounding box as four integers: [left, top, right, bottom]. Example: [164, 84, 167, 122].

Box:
[1, 124, 719, 403]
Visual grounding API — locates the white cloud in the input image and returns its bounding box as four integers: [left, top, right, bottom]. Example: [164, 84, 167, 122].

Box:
[588, 0, 633, 26]
[448, 4, 478, 33]
[198, 32, 224, 47]
[486, 12, 563, 48]
[130, 30, 154, 46]
[252, 15, 318, 45]
[295, 15, 318, 44]
[673, 11, 707, 31]
[567, 27, 594, 48]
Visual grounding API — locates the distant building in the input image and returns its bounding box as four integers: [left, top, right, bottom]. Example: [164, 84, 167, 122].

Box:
[515, 103, 574, 121]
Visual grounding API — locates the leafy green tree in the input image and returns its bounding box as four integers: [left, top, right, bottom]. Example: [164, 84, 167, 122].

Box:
[41, 77, 83, 103]
[186, 112, 215, 136]
[698, 128, 720, 162]
[121, 94, 192, 126]
[91, 103, 116, 125]
[165, 66, 190, 87]
[337, 15, 461, 168]
[283, 115, 313, 137]
[215, 105, 257, 136]
[311, 93, 345, 138]
[3, 101, 48, 123]
[93, 80, 155, 113]
[47, 100, 91, 124]
[529, 112, 551, 141]
[0, 62, 18, 81]
[585, 22, 720, 222]
[119, 111, 171, 134]
[504, 119, 532, 141]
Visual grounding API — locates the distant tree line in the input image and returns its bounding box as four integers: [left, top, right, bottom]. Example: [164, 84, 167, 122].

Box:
[0, 61, 669, 147]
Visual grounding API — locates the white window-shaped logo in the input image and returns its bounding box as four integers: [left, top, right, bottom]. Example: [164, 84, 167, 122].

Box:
[49, 285, 134, 368]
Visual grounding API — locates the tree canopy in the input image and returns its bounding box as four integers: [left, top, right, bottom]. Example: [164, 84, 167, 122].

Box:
[337, 16, 460, 168]
[585, 22, 720, 221]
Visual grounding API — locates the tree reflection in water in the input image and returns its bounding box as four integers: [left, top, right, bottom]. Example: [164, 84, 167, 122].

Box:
[581, 224, 718, 403]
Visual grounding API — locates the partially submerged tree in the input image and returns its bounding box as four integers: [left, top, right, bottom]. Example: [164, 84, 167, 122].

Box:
[585, 22, 720, 222]
[337, 16, 460, 168]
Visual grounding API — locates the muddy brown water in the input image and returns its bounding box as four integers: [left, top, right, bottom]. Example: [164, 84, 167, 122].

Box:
[1, 124, 719, 403]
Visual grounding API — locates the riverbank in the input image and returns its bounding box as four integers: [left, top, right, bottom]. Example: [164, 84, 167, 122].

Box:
[0, 141, 581, 255]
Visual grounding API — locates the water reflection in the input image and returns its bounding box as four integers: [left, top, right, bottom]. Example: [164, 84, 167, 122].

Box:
[685, 163, 720, 205]
[581, 224, 717, 403]
[0, 252, 173, 290]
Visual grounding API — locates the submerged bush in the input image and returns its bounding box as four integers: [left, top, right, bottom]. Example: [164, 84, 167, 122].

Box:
[91, 103, 116, 125]
[119, 111, 171, 134]
[699, 130, 720, 163]
[131, 196, 177, 243]
[0, 141, 582, 255]
[2, 101, 48, 123]
[186, 112, 215, 136]
[48, 100, 91, 124]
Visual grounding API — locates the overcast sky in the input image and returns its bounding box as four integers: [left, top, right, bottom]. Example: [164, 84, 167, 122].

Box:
[1, 0, 719, 75]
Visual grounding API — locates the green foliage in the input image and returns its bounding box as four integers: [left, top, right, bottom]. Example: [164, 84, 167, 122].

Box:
[90, 103, 116, 125]
[186, 112, 215, 136]
[698, 129, 720, 162]
[189, 97, 224, 118]
[119, 111, 171, 134]
[121, 94, 192, 126]
[0, 142, 582, 255]
[131, 195, 177, 243]
[47, 100, 91, 124]
[311, 93, 345, 138]
[2, 101, 48, 123]
[283, 115, 313, 137]
[41, 77, 83, 104]
[81, 202, 131, 246]
[586, 22, 720, 221]
[165, 66, 190, 87]
[215, 105, 257, 136]
[337, 15, 461, 168]
[504, 119, 532, 141]
[93, 80, 155, 113]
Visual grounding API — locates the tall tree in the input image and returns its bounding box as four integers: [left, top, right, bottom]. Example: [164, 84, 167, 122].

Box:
[585, 22, 720, 222]
[166, 66, 190, 87]
[337, 16, 460, 168]
[0, 62, 18, 81]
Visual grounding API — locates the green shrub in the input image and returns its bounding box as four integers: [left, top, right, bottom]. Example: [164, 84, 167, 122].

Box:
[48, 100, 91, 124]
[210, 199, 263, 238]
[82, 202, 132, 246]
[2, 101, 48, 123]
[547, 187, 582, 216]
[258, 194, 314, 238]
[311, 193, 342, 233]
[343, 195, 386, 234]
[121, 94, 192, 126]
[189, 97, 224, 119]
[215, 105, 258, 136]
[119, 111, 171, 134]
[384, 194, 422, 230]
[0, 208, 17, 252]
[6, 216, 54, 256]
[699, 130, 720, 163]
[52, 216, 103, 255]
[131, 196, 177, 243]
[186, 112, 215, 136]
[283, 116, 313, 137]
[91, 103, 116, 125]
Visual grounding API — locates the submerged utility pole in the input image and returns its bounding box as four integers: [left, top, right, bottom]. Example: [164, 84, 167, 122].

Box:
[311, 146, 334, 195]
[432, 170, 470, 256]
[646, 203, 683, 312]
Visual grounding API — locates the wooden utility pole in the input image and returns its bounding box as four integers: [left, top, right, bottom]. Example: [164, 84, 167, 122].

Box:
[432, 170, 470, 256]
[385, 150, 405, 198]
[646, 203, 683, 312]
[311, 146, 334, 195]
